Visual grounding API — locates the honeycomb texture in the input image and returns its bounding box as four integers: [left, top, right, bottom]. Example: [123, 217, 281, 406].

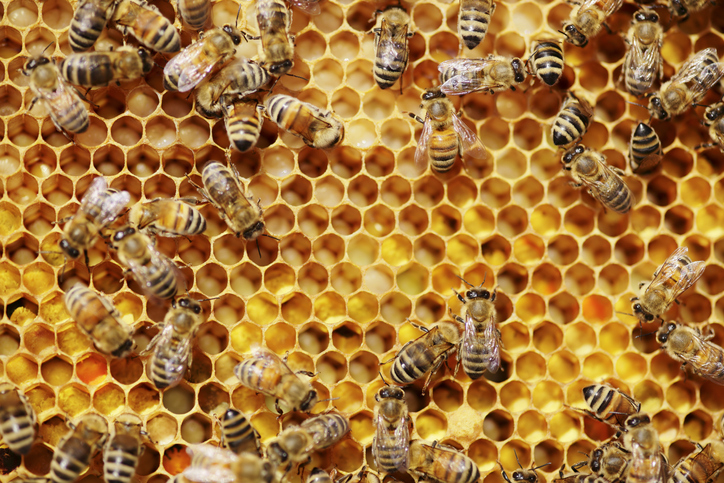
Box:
[2, 0, 724, 481]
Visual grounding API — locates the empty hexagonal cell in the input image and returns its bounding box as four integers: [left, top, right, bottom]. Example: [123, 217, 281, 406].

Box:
[517, 294, 545, 324]
[432, 380, 463, 412]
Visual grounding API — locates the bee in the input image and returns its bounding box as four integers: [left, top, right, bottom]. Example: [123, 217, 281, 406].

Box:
[50, 414, 108, 483]
[648, 48, 724, 121]
[555, 467, 616, 483]
[500, 453, 551, 483]
[69, 0, 118, 51]
[63, 283, 136, 358]
[622, 10, 663, 97]
[178, 0, 210, 29]
[409, 86, 486, 173]
[631, 246, 706, 324]
[621, 414, 666, 483]
[527, 39, 565, 87]
[629, 122, 662, 174]
[669, 442, 724, 483]
[438, 56, 527, 95]
[111, 0, 181, 53]
[111, 226, 186, 300]
[127, 198, 207, 237]
[213, 407, 261, 455]
[59, 46, 154, 87]
[104, 413, 145, 483]
[382, 319, 462, 393]
[336, 467, 381, 483]
[23, 56, 90, 135]
[407, 440, 481, 483]
[561, 145, 633, 214]
[369, 6, 413, 90]
[552, 92, 594, 147]
[450, 276, 500, 380]
[143, 296, 206, 389]
[571, 442, 631, 483]
[668, 0, 710, 20]
[234, 347, 319, 413]
[57, 177, 130, 263]
[559, 0, 624, 47]
[184, 444, 274, 483]
[457, 0, 496, 51]
[224, 99, 264, 152]
[253, 0, 294, 75]
[372, 383, 410, 473]
[264, 94, 345, 149]
[702, 100, 724, 154]
[656, 322, 724, 384]
[0, 384, 37, 455]
[308, 468, 335, 483]
[163, 25, 244, 92]
[194, 59, 270, 118]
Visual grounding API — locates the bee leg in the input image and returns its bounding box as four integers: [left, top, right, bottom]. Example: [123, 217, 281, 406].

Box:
[83, 249, 90, 269]
[602, 22, 613, 34]
[275, 399, 283, 416]
[451, 288, 466, 304]
[611, 166, 626, 177]
[500, 465, 512, 483]
[695, 142, 717, 150]
[409, 321, 430, 333]
[52, 216, 75, 225]
[408, 112, 425, 124]
[570, 461, 587, 473]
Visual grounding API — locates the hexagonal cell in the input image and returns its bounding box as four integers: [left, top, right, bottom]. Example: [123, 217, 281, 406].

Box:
[181, 413, 212, 444]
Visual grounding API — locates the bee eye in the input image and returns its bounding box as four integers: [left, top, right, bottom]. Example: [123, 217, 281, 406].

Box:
[193, 306, 201, 314]
[481, 290, 490, 299]
[466, 290, 475, 298]
[646, 314, 654, 321]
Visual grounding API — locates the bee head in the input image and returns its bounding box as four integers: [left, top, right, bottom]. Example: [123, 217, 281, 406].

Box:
[137, 48, 154, 75]
[648, 95, 669, 120]
[59, 238, 81, 259]
[422, 87, 444, 101]
[23, 56, 50, 73]
[562, 145, 585, 167]
[656, 322, 677, 343]
[377, 386, 405, 401]
[590, 449, 603, 472]
[466, 288, 491, 300]
[177, 297, 202, 314]
[300, 389, 319, 412]
[242, 220, 265, 241]
[269, 442, 289, 463]
[113, 226, 136, 242]
[269, 60, 293, 75]
[625, 413, 650, 429]
[669, 0, 687, 17]
[561, 23, 587, 47]
[632, 302, 655, 322]
[223, 25, 244, 45]
[705, 104, 724, 124]
[511, 58, 526, 83]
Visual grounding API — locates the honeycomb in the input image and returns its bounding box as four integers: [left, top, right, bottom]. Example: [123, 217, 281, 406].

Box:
[2, 0, 724, 480]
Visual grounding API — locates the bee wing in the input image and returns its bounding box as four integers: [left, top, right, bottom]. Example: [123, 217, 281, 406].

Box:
[482, 318, 501, 373]
[97, 189, 131, 226]
[629, 38, 660, 92]
[414, 114, 434, 171]
[670, 49, 724, 99]
[250, 347, 295, 377]
[451, 112, 487, 165]
[184, 444, 239, 483]
[575, 0, 623, 16]
[439, 59, 502, 95]
[289, 0, 320, 15]
[164, 43, 216, 92]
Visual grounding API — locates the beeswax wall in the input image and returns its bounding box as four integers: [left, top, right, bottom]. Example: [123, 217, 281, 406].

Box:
[1, 0, 724, 481]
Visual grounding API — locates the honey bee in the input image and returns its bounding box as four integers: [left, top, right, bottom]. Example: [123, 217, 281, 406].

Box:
[621, 414, 666, 483]
[104, 413, 145, 483]
[581, 384, 640, 429]
[373, 383, 410, 473]
[669, 442, 724, 483]
[648, 48, 724, 121]
[111, 0, 181, 53]
[224, 99, 264, 152]
[407, 440, 480, 483]
[668, 0, 710, 20]
[23, 56, 90, 135]
[458, 0, 496, 51]
[111, 226, 186, 300]
[234, 347, 319, 413]
[58, 177, 130, 263]
[631, 246, 706, 324]
[163, 25, 244, 92]
[572, 442, 630, 483]
[0, 384, 37, 455]
[213, 407, 261, 455]
[143, 296, 206, 389]
[623, 9, 663, 97]
[656, 322, 724, 384]
[178, 0, 210, 29]
[383, 319, 462, 393]
[527, 39, 565, 87]
[184, 444, 274, 483]
[370, 6, 413, 90]
[264, 94, 345, 149]
[500, 453, 551, 483]
[552, 92, 594, 147]
[561, 145, 633, 214]
[409, 87, 486, 173]
[252, 0, 295, 75]
[194, 59, 270, 118]
[69, 0, 118, 51]
[336, 467, 381, 483]
[50, 414, 108, 483]
[308, 468, 335, 483]
[127, 198, 207, 237]
[438, 56, 527, 95]
[629, 122, 662, 174]
[64, 282, 136, 358]
[559, 0, 624, 47]
[59, 46, 154, 87]
[702, 100, 724, 154]
[450, 276, 500, 380]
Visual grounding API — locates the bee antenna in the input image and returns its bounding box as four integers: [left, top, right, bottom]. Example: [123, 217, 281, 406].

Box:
[284, 72, 310, 81]
[577, 451, 590, 457]
[379, 370, 389, 386]
[455, 274, 475, 287]
[316, 397, 341, 403]
[235, 3, 242, 27]
[514, 449, 523, 469]
[42, 41, 55, 55]
[625, 100, 647, 109]
[616, 311, 635, 317]
[533, 463, 551, 471]
[635, 329, 657, 339]
[262, 233, 280, 241]
[256, 239, 262, 259]
[196, 296, 221, 303]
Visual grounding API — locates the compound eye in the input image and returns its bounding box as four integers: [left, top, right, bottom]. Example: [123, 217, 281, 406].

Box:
[575, 145, 584, 154]
[466, 290, 476, 298]
[646, 314, 654, 321]
[633, 303, 642, 312]
[193, 305, 201, 314]
[481, 289, 490, 299]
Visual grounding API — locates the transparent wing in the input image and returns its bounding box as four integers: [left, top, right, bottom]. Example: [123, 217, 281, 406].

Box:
[97, 189, 131, 226]
[184, 444, 238, 483]
[461, 313, 480, 363]
[414, 115, 434, 172]
[575, 0, 623, 16]
[628, 39, 661, 93]
[694, 341, 724, 384]
[80, 177, 108, 213]
[439, 58, 503, 95]
[164, 43, 217, 92]
[670, 48, 724, 101]
[670, 259, 706, 299]
[482, 318, 501, 373]
[452, 112, 487, 169]
[289, 0, 320, 15]
[251, 347, 294, 377]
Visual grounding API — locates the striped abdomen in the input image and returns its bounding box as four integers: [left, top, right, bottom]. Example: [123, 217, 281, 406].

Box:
[374, 427, 409, 472]
[461, 345, 486, 381]
[629, 122, 662, 173]
[144, 256, 181, 299]
[530, 41, 564, 86]
[69, 0, 115, 52]
[690, 339, 724, 383]
[179, 0, 210, 30]
[553, 103, 590, 146]
[0, 392, 35, 455]
[234, 358, 282, 396]
[220, 409, 259, 455]
[391, 341, 437, 384]
[148, 331, 190, 389]
[592, 172, 632, 214]
[154, 201, 206, 236]
[114, 2, 180, 53]
[104, 435, 142, 483]
[458, 0, 495, 50]
[60, 53, 116, 87]
[227, 104, 262, 152]
[624, 52, 658, 97]
[374, 34, 409, 89]
[51, 437, 93, 483]
[429, 129, 460, 173]
[411, 448, 480, 483]
[301, 413, 349, 450]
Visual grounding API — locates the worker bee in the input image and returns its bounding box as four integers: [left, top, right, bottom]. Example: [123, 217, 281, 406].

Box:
[382, 319, 462, 393]
[621, 414, 666, 483]
[458, 0, 496, 51]
[111, 0, 181, 53]
[622, 10, 663, 97]
[0, 384, 37, 455]
[127, 198, 207, 237]
[264, 94, 345, 148]
[213, 407, 261, 455]
[648, 48, 724, 121]
[234, 348, 319, 413]
[184, 444, 274, 483]
[59, 46, 154, 87]
[370, 6, 413, 90]
[69, 0, 118, 51]
[50, 414, 108, 483]
[111, 226, 186, 300]
[668, 0, 710, 20]
[409, 87, 486, 173]
[23, 56, 90, 135]
[163, 25, 244, 92]
[702, 100, 724, 154]
[559, 0, 624, 47]
[631, 246, 706, 324]
[669, 442, 724, 483]
[224, 99, 264, 152]
[571, 442, 631, 483]
[561, 145, 633, 214]
[178, 0, 210, 29]
[64, 283, 136, 358]
[555, 468, 616, 483]
[500, 453, 551, 483]
[629, 122, 662, 174]
[656, 322, 724, 384]
[143, 296, 206, 389]
[373, 383, 410, 473]
[252, 0, 295, 75]
[438, 56, 527, 95]
[104, 413, 145, 483]
[552, 92, 594, 147]
[527, 39, 565, 87]
[407, 440, 480, 483]
[194, 59, 270, 118]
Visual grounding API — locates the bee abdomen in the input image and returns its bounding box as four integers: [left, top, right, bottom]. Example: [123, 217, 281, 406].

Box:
[429, 133, 459, 173]
[57, 105, 90, 134]
[375, 441, 408, 472]
[235, 359, 268, 389]
[228, 116, 262, 152]
[302, 413, 349, 448]
[69, 4, 108, 52]
[180, 0, 210, 29]
[553, 106, 589, 146]
[51, 442, 91, 483]
[458, 0, 494, 49]
[104, 448, 141, 483]
[60, 55, 113, 87]
[531, 42, 564, 86]
[146, 263, 180, 299]
[1, 413, 34, 454]
[601, 179, 633, 213]
[391, 344, 433, 384]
